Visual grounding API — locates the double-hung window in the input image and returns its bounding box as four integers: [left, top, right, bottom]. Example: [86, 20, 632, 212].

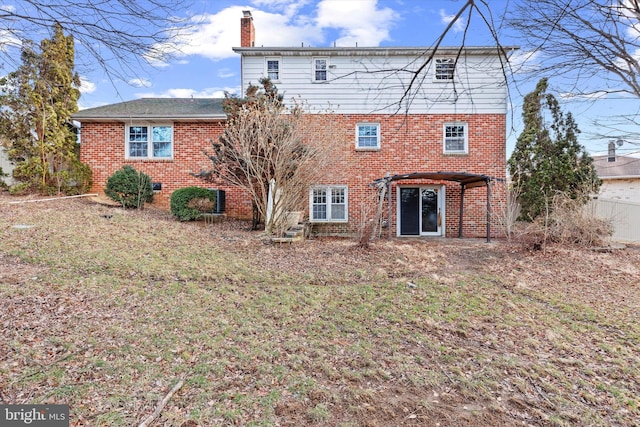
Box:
[266, 58, 280, 81]
[356, 123, 380, 150]
[126, 124, 173, 159]
[313, 57, 328, 82]
[443, 123, 468, 154]
[310, 186, 348, 222]
[434, 58, 455, 81]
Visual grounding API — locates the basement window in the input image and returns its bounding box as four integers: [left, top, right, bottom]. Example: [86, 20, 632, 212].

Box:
[310, 186, 348, 222]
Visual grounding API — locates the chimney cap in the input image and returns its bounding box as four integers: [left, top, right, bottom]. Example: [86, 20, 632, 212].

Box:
[243, 10, 252, 18]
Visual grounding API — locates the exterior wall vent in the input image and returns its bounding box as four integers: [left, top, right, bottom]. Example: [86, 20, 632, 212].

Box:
[209, 189, 226, 213]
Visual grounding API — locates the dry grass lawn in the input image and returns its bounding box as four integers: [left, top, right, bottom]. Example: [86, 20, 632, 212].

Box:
[1, 193, 639, 426]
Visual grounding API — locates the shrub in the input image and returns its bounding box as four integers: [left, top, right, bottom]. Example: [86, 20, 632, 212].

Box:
[8, 182, 30, 195]
[0, 167, 8, 190]
[511, 191, 613, 250]
[105, 166, 153, 209]
[58, 159, 93, 196]
[170, 187, 217, 221]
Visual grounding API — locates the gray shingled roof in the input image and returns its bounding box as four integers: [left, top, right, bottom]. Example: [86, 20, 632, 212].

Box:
[593, 154, 640, 179]
[72, 98, 226, 121]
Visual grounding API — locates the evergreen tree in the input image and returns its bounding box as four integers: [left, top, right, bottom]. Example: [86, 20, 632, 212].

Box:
[508, 78, 600, 221]
[0, 23, 91, 194]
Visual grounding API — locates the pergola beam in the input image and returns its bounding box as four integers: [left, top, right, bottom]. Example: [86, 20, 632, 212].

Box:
[372, 171, 500, 242]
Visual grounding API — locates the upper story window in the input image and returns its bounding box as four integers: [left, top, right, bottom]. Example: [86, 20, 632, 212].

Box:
[434, 58, 455, 81]
[310, 186, 348, 222]
[356, 123, 380, 150]
[126, 124, 173, 159]
[266, 58, 280, 81]
[443, 123, 468, 154]
[313, 57, 328, 82]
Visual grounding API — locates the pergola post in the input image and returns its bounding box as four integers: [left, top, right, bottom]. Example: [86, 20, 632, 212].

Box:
[387, 180, 392, 239]
[486, 178, 492, 243]
[458, 183, 465, 238]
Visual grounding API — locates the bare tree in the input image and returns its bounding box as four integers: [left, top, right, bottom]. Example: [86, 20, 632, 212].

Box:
[0, 0, 193, 81]
[389, 1, 639, 139]
[201, 79, 335, 236]
[508, 0, 640, 99]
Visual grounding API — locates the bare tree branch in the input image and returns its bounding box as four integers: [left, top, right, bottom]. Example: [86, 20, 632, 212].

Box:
[0, 0, 195, 82]
[508, 0, 640, 98]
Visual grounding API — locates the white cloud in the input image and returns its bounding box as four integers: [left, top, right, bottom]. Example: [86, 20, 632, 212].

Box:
[439, 8, 465, 33]
[252, 9, 321, 46]
[0, 29, 21, 52]
[150, 6, 244, 64]
[251, 0, 311, 17]
[135, 86, 239, 99]
[128, 78, 151, 88]
[217, 68, 235, 78]
[79, 76, 96, 94]
[507, 49, 542, 74]
[316, 0, 399, 46]
[150, 0, 401, 64]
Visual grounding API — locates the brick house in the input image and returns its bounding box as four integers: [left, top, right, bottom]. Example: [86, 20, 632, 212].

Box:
[74, 11, 515, 239]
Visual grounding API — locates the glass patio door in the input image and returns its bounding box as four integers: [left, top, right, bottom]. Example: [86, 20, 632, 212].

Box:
[398, 186, 443, 236]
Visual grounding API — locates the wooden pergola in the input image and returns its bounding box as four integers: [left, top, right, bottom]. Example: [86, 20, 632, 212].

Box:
[372, 172, 500, 242]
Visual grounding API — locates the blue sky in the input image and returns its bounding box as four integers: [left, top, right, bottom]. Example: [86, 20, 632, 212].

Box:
[71, 0, 638, 156]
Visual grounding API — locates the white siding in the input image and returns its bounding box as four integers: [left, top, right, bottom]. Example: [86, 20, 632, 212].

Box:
[599, 178, 640, 204]
[239, 50, 508, 114]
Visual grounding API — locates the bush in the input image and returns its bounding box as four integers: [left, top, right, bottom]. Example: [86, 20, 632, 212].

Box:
[105, 166, 153, 209]
[8, 182, 30, 195]
[511, 191, 613, 249]
[0, 167, 8, 190]
[59, 159, 93, 196]
[170, 187, 217, 221]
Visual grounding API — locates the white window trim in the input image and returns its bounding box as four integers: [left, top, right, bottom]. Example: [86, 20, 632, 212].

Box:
[125, 123, 174, 160]
[443, 122, 468, 155]
[265, 57, 281, 81]
[434, 57, 455, 82]
[312, 57, 329, 82]
[309, 185, 348, 223]
[355, 122, 381, 150]
[396, 185, 446, 237]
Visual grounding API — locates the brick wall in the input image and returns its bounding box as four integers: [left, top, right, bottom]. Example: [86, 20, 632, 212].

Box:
[240, 12, 255, 48]
[79, 121, 252, 219]
[308, 113, 507, 238]
[79, 112, 506, 237]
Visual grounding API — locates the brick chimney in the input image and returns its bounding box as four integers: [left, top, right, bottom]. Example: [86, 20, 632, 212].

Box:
[241, 10, 255, 47]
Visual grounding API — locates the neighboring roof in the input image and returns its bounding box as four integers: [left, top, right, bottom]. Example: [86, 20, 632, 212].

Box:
[233, 46, 519, 57]
[72, 98, 226, 122]
[593, 155, 640, 179]
[373, 171, 497, 189]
